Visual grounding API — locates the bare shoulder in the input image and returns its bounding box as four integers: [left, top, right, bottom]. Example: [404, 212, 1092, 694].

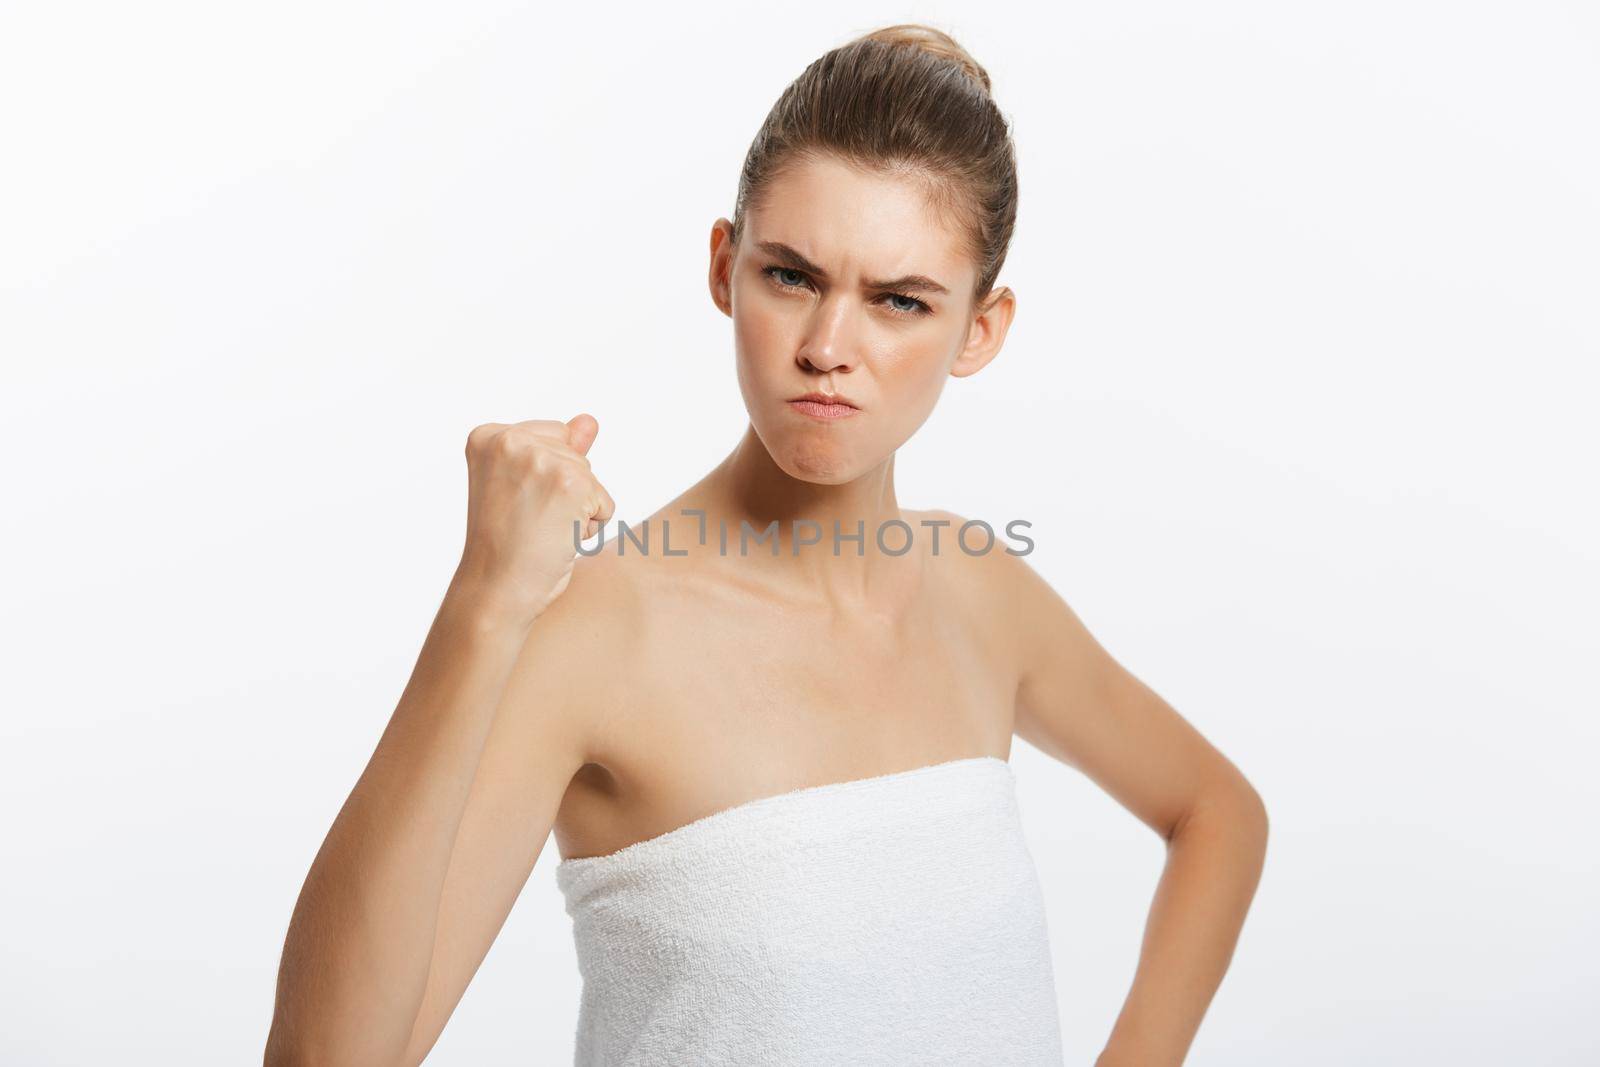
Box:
[912, 507, 1046, 683]
[912, 507, 1038, 600]
[935, 508, 1091, 673]
[915, 507, 1125, 753]
[496, 548, 647, 766]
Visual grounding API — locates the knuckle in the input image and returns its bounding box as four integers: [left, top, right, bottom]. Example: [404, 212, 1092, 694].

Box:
[529, 446, 558, 475]
[494, 429, 529, 459]
[554, 466, 585, 494]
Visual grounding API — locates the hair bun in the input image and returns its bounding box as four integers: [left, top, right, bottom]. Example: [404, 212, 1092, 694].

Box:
[733, 22, 1018, 302]
[859, 23, 992, 94]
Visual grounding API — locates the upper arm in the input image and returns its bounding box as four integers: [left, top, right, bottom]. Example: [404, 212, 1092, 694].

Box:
[991, 547, 1264, 841]
[399, 556, 622, 1065]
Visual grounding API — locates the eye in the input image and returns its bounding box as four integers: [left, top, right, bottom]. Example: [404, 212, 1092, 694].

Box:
[883, 292, 933, 316]
[760, 266, 933, 317]
[763, 266, 812, 290]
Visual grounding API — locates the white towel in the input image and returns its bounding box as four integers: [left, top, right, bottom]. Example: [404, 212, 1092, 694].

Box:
[554, 755, 1065, 1066]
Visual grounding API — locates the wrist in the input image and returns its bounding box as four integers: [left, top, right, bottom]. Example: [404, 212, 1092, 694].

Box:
[442, 569, 542, 636]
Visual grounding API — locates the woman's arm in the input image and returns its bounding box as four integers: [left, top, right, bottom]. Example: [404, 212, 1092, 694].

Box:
[1091, 774, 1267, 1067]
[263, 416, 614, 1065]
[393, 557, 631, 1066]
[263, 578, 549, 1065]
[994, 547, 1269, 1067]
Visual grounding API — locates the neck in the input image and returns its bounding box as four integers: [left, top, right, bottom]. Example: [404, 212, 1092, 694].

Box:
[681, 423, 925, 613]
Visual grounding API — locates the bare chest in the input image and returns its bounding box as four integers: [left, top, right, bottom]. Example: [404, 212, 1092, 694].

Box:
[551, 578, 1018, 863]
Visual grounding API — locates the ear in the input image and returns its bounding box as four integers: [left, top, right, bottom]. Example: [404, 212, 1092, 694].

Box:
[949, 286, 1016, 379]
[708, 219, 736, 318]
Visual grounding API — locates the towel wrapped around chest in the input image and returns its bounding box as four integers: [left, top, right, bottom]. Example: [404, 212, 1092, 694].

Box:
[553, 756, 1066, 1066]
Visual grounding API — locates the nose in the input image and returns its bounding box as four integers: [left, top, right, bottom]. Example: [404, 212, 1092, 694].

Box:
[795, 297, 858, 376]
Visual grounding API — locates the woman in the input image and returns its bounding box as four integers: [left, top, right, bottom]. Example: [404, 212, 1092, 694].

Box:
[265, 24, 1269, 1067]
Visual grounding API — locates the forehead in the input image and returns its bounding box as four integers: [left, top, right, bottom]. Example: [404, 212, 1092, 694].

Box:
[745, 154, 974, 289]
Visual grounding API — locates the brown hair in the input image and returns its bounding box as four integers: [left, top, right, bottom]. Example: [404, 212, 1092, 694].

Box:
[729, 24, 1019, 310]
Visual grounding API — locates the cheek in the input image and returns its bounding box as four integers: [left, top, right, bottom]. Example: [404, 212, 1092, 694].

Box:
[872, 334, 957, 402]
[732, 291, 792, 372]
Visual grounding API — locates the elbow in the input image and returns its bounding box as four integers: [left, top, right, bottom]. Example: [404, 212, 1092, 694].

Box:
[1240, 784, 1269, 844]
[1222, 771, 1268, 832]
[1166, 780, 1269, 848]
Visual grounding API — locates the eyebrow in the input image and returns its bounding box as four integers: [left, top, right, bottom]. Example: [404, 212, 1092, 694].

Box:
[755, 240, 951, 296]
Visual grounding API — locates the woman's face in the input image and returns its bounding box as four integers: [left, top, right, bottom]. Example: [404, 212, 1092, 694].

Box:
[710, 153, 1013, 484]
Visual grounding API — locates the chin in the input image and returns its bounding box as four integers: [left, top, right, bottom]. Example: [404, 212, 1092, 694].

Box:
[767, 432, 859, 484]
[785, 453, 855, 484]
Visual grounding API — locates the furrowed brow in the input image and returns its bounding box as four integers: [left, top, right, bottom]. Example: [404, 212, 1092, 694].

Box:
[756, 240, 950, 296]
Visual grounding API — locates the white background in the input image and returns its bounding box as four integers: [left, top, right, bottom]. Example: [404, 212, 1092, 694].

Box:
[3, 2, 1596, 1063]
